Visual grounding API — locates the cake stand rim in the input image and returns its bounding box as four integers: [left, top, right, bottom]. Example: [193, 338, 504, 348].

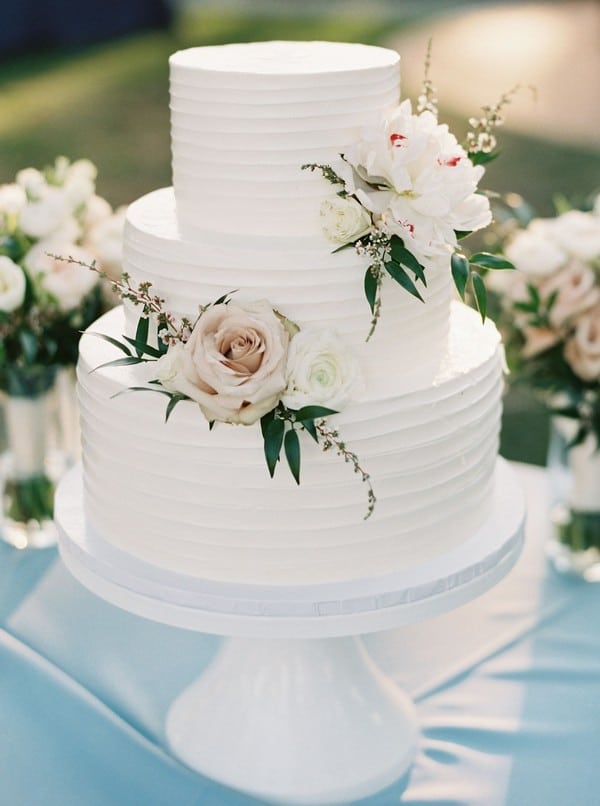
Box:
[55, 458, 525, 638]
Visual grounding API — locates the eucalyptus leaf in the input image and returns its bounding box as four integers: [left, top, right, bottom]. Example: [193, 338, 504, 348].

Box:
[90, 356, 145, 373]
[364, 268, 378, 314]
[84, 331, 133, 356]
[284, 428, 301, 485]
[264, 417, 285, 478]
[384, 261, 424, 302]
[470, 252, 514, 270]
[123, 335, 163, 359]
[451, 253, 470, 301]
[390, 239, 427, 285]
[302, 419, 319, 443]
[471, 272, 487, 322]
[165, 395, 186, 423]
[295, 405, 338, 421]
[134, 316, 150, 357]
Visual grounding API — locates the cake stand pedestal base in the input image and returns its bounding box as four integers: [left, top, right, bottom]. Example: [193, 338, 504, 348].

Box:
[56, 458, 525, 805]
[167, 636, 416, 805]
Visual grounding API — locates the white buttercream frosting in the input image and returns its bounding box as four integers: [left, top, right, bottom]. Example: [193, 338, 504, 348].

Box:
[78, 303, 503, 585]
[77, 41, 505, 588]
[169, 42, 400, 238]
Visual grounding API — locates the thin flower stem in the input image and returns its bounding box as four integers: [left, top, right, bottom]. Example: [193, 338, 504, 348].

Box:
[315, 421, 376, 520]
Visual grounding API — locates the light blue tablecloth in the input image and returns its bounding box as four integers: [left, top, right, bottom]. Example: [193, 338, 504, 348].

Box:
[1, 463, 599, 806]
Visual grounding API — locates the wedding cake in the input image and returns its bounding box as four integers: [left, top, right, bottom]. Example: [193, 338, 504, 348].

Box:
[77, 41, 505, 586]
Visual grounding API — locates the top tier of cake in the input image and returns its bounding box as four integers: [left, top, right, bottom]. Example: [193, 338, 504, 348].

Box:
[169, 41, 400, 238]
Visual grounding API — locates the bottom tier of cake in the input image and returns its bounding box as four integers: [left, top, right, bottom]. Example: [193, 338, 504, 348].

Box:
[77, 302, 504, 586]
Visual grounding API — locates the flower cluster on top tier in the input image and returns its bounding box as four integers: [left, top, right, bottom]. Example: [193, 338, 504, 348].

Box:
[490, 198, 600, 447]
[63, 257, 375, 518]
[304, 60, 516, 339]
[0, 157, 125, 388]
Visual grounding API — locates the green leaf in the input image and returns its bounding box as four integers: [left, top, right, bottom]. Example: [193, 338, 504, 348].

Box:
[134, 316, 150, 357]
[260, 409, 275, 440]
[451, 253, 470, 300]
[110, 385, 171, 400]
[384, 261, 424, 302]
[568, 423, 589, 449]
[470, 252, 514, 270]
[364, 267, 378, 314]
[264, 417, 285, 478]
[302, 419, 319, 443]
[165, 395, 186, 423]
[208, 420, 215, 431]
[213, 290, 237, 306]
[469, 150, 501, 166]
[390, 239, 427, 285]
[18, 330, 38, 363]
[294, 405, 338, 421]
[84, 331, 132, 356]
[472, 273, 487, 322]
[90, 356, 145, 373]
[454, 230, 472, 240]
[284, 428, 301, 485]
[123, 336, 163, 359]
[332, 242, 356, 254]
[550, 405, 581, 419]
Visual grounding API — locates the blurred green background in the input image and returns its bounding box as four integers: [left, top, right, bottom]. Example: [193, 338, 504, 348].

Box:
[1, 0, 599, 465]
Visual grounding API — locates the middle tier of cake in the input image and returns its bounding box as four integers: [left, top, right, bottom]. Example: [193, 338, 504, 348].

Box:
[77, 301, 503, 587]
[123, 187, 454, 395]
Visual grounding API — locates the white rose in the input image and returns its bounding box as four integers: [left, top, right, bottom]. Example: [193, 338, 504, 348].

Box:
[552, 209, 600, 262]
[19, 187, 70, 239]
[0, 256, 26, 312]
[85, 206, 126, 280]
[154, 342, 185, 393]
[170, 300, 289, 425]
[282, 329, 362, 411]
[24, 242, 98, 312]
[319, 196, 372, 245]
[564, 307, 600, 381]
[540, 260, 600, 327]
[504, 220, 568, 277]
[0, 183, 27, 216]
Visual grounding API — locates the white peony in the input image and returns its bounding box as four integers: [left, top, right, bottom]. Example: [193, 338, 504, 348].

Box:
[564, 307, 600, 381]
[24, 242, 98, 311]
[19, 186, 70, 239]
[0, 256, 26, 312]
[552, 209, 600, 262]
[170, 300, 289, 425]
[282, 329, 362, 411]
[342, 99, 491, 263]
[154, 342, 185, 393]
[85, 205, 126, 280]
[504, 219, 567, 277]
[319, 196, 372, 245]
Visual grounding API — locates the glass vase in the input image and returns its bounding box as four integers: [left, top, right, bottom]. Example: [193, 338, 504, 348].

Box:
[546, 417, 600, 581]
[0, 365, 71, 549]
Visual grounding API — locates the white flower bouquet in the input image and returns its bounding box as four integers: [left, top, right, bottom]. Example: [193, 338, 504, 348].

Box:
[490, 198, 600, 563]
[0, 157, 125, 542]
[0, 156, 125, 392]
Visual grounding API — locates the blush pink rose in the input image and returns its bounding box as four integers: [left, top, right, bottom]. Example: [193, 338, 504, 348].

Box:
[172, 300, 289, 425]
[541, 260, 600, 328]
[564, 307, 600, 381]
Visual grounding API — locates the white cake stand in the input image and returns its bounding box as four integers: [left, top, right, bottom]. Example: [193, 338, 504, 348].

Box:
[55, 458, 525, 805]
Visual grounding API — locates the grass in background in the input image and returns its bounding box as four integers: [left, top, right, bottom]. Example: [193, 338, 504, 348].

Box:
[1, 5, 598, 463]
